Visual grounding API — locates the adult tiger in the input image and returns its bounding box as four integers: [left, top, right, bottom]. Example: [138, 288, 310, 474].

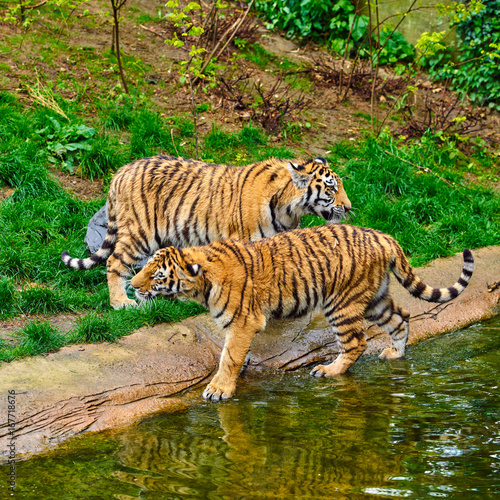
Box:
[130, 224, 474, 401]
[62, 155, 351, 309]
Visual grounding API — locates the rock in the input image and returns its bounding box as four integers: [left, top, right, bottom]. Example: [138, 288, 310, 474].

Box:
[84, 203, 108, 255]
[0, 246, 499, 461]
[84, 203, 148, 267]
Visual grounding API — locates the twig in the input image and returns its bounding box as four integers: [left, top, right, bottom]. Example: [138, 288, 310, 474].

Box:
[410, 302, 451, 321]
[139, 24, 168, 40]
[21, 0, 48, 11]
[383, 150, 473, 202]
[26, 76, 69, 120]
[110, 0, 129, 94]
[170, 129, 180, 158]
[193, 0, 255, 85]
[286, 139, 313, 157]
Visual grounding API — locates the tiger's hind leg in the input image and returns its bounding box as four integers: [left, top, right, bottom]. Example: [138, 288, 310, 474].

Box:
[365, 293, 410, 360]
[311, 309, 367, 377]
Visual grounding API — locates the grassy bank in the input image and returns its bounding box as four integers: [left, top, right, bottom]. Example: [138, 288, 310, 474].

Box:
[0, 90, 499, 361]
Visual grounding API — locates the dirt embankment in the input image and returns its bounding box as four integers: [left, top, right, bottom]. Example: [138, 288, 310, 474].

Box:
[0, 246, 499, 462]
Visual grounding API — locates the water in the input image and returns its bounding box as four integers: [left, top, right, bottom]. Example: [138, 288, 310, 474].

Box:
[2, 317, 499, 499]
[361, 0, 451, 45]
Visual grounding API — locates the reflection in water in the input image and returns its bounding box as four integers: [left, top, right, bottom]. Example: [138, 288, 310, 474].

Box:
[1, 318, 499, 499]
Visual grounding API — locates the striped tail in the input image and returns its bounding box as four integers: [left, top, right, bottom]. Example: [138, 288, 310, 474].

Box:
[61, 192, 118, 270]
[391, 249, 474, 303]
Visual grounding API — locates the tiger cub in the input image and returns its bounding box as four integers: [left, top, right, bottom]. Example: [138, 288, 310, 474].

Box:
[61, 156, 350, 309]
[131, 224, 474, 401]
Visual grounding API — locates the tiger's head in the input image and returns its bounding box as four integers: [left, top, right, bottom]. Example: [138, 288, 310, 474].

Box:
[288, 156, 351, 223]
[130, 247, 202, 302]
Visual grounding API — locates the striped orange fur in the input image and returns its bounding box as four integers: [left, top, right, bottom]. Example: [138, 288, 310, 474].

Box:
[131, 224, 474, 401]
[62, 156, 350, 309]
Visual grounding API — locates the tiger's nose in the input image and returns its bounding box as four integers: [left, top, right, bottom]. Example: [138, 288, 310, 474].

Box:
[130, 275, 140, 289]
[344, 202, 352, 213]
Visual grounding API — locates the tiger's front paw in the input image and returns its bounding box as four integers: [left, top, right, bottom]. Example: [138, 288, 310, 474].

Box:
[110, 298, 138, 310]
[310, 364, 330, 378]
[202, 382, 235, 402]
[310, 360, 349, 377]
[379, 347, 404, 360]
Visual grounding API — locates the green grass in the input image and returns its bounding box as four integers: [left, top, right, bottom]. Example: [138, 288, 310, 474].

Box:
[241, 43, 275, 70]
[0, 321, 66, 362]
[0, 300, 207, 361]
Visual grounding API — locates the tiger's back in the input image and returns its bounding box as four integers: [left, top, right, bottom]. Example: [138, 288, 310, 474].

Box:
[62, 155, 351, 309]
[110, 156, 312, 247]
[131, 224, 474, 401]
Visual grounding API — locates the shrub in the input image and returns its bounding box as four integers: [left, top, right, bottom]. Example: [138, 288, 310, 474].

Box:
[426, 0, 500, 110]
[255, 0, 414, 64]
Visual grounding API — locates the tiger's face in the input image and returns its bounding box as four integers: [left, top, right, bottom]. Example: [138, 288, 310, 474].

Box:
[130, 247, 201, 302]
[288, 157, 351, 223]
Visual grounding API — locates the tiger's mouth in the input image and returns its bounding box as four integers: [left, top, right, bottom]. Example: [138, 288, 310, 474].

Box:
[325, 207, 348, 223]
[134, 289, 158, 302]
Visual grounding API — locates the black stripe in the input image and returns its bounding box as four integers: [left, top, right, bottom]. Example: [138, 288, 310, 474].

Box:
[287, 273, 301, 317]
[376, 309, 394, 327]
[161, 170, 189, 228]
[101, 238, 114, 250]
[183, 193, 201, 243]
[367, 303, 390, 322]
[172, 168, 202, 244]
[90, 254, 106, 264]
[413, 281, 426, 297]
[203, 281, 212, 305]
[217, 240, 247, 267]
[139, 170, 151, 231]
[237, 163, 270, 237]
[269, 193, 280, 233]
[153, 201, 161, 247]
[390, 318, 405, 334]
[334, 315, 363, 327]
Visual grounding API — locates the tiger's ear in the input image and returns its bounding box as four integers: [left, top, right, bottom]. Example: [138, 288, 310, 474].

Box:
[314, 156, 327, 165]
[287, 162, 311, 189]
[177, 264, 202, 281]
[186, 263, 202, 277]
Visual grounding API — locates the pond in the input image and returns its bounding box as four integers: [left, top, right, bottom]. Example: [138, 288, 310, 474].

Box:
[361, 0, 451, 45]
[1, 316, 499, 499]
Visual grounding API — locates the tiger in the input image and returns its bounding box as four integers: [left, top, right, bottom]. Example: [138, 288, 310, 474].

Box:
[130, 224, 474, 401]
[61, 155, 351, 309]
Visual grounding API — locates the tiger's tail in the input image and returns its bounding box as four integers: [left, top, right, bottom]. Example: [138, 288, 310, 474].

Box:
[390, 247, 474, 303]
[61, 189, 118, 270]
